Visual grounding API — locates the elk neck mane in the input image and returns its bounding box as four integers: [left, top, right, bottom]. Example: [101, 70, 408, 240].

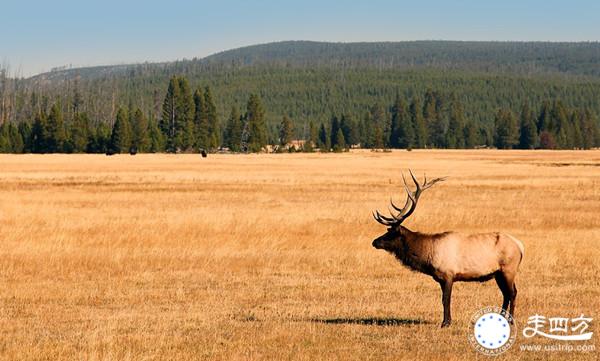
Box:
[392, 226, 448, 276]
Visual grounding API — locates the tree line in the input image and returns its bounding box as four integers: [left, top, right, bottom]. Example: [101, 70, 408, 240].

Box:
[0, 76, 598, 153]
[302, 90, 599, 152]
[4, 60, 600, 138]
[0, 76, 269, 154]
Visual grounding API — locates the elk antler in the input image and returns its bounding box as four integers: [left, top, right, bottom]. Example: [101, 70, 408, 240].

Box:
[373, 170, 446, 226]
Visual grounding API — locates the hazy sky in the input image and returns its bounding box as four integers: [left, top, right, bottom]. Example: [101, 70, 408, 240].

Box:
[2, 0, 599, 76]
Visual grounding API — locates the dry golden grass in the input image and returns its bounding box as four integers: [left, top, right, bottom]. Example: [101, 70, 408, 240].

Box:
[1, 150, 599, 360]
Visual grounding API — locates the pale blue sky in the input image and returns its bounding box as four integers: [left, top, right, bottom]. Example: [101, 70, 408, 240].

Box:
[2, 0, 599, 76]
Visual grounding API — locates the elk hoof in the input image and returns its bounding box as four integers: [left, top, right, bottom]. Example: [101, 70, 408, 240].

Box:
[441, 320, 452, 328]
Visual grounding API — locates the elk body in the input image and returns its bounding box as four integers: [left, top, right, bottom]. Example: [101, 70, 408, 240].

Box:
[372, 171, 524, 327]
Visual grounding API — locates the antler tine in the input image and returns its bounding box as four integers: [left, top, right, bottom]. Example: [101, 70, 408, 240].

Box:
[396, 170, 420, 221]
[388, 205, 404, 221]
[390, 196, 411, 215]
[422, 176, 447, 190]
[376, 210, 397, 223]
[372, 211, 386, 225]
[373, 211, 395, 226]
[373, 170, 446, 227]
[398, 169, 446, 221]
[409, 169, 421, 193]
[402, 173, 417, 203]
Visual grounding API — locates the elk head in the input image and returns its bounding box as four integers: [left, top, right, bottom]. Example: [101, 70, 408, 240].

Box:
[371, 170, 446, 251]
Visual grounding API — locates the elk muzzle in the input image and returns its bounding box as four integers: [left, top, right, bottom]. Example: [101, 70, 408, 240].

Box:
[372, 235, 387, 249]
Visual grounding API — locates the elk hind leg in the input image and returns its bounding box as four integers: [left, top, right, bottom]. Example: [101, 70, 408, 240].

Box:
[509, 283, 517, 320]
[495, 271, 516, 322]
[494, 272, 511, 314]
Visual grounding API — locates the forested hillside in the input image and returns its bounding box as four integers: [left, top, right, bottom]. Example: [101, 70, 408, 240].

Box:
[1, 41, 599, 152]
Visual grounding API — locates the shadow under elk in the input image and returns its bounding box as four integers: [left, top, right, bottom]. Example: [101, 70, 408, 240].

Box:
[371, 170, 524, 327]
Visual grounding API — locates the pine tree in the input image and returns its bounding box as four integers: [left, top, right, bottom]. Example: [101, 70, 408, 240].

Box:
[582, 109, 598, 149]
[148, 115, 165, 152]
[318, 123, 330, 151]
[340, 114, 357, 147]
[446, 100, 465, 149]
[370, 103, 387, 148]
[194, 88, 209, 151]
[389, 95, 402, 148]
[46, 102, 66, 152]
[87, 122, 111, 153]
[373, 123, 384, 149]
[31, 111, 48, 153]
[537, 101, 552, 133]
[551, 101, 570, 148]
[279, 115, 294, 146]
[463, 120, 479, 148]
[18, 121, 32, 153]
[160, 76, 180, 152]
[333, 128, 346, 152]
[224, 106, 242, 151]
[109, 107, 131, 153]
[158, 76, 195, 152]
[430, 115, 447, 148]
[8, 123, 24, 153]
[308, 120, 318, 148]
[410, 97, 427, 148]
[494, 109, 519, 149]
[177, 77, 195, 151]
[245, 94, 267, 152]
[393, 97, 413, 148]
[423, 89, 438, 146]
[481, 126, 494, 147]
[204, 86, 220, 150]
[0, 122, 10, 152]
[519, 103, 537, 149]
[592, 111, 600, 148]
[131, 108, 149, 152]
[70, 112, 90, 153]
[360, 111, 373, 148]
[329, 115, 340, 148]
[570, 110, 584, 149]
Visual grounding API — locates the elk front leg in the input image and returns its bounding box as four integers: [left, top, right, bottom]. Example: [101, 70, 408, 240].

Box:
[440, 279, 453, 327]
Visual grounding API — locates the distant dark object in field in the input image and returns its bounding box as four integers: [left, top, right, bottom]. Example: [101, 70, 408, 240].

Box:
[129, 147, 137, 155]
[105, 150, 115, 156]
[201, 150, 207, 158]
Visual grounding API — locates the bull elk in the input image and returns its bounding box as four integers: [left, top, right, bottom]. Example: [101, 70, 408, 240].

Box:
[372, 170, 524, 327]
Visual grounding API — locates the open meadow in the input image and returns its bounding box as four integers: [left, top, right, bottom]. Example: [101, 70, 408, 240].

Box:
[1, 150, 599, 360]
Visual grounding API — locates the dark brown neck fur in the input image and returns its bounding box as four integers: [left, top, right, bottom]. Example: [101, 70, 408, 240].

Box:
[391, 226, 436, 276]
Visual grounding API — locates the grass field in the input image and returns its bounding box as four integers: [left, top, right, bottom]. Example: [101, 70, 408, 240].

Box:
[1, 151, 599, 360]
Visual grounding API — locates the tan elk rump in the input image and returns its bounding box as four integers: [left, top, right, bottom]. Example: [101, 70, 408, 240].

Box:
[372, 170, 524, 327]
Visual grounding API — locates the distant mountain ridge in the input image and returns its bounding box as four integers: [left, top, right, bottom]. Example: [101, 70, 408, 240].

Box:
[201, 40, 600, 75]
[27, 40, 600, 84]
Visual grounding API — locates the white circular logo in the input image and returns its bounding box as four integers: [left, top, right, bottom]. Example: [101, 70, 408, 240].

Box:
[469, 306, 517, 356]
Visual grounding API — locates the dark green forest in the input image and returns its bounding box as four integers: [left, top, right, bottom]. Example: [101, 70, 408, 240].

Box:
[1, 41, 599, 153]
